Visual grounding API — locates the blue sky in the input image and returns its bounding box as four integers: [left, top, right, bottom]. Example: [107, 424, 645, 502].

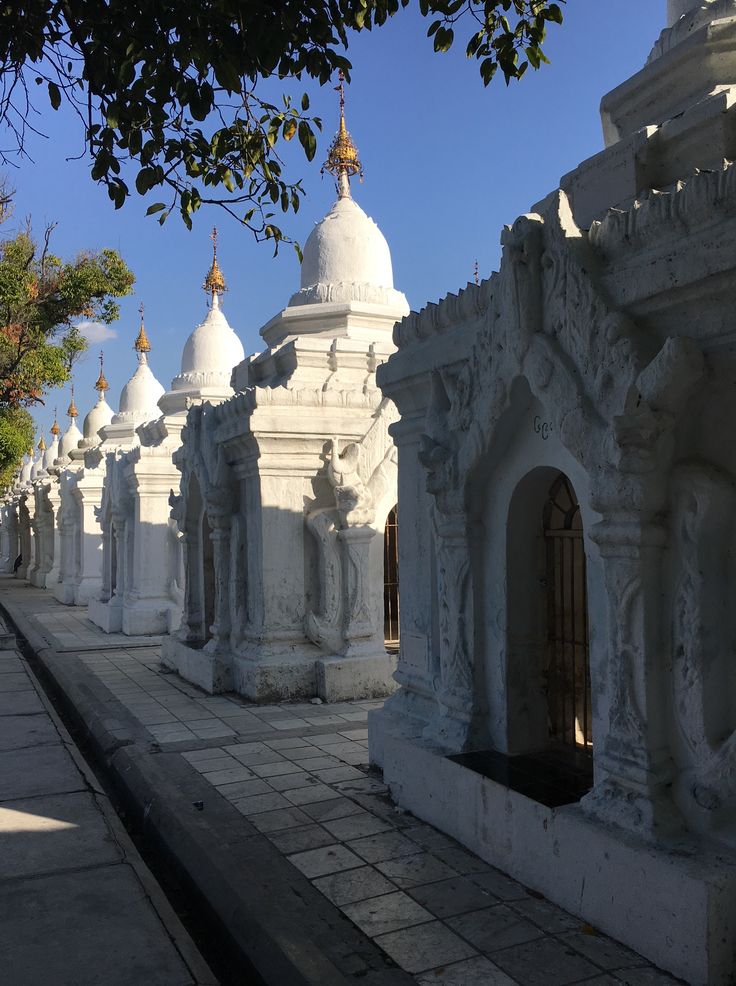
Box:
[10, 1, 665, 442]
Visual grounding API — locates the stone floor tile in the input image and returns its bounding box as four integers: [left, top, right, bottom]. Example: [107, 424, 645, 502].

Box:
[468, 868, 530, 901]
[335, 751, 371, 766]
[334, 777, 387, 796]
[312, 865, 397, 906]
[265, 737, 315, 750]
[0, 745, 83, 801]
[305, 715, 349, 727]
[558, 931, 641, 971]
[268, 824, 335, 854]
[200, 765, 255, 786]
[287, 844, 364, 879]
[341, 890, 432, 938]
[251, 760, 303, 778]
[284, 783, 339, 806]
[339, 728, 369, 740]
[308, 733, 349, 747]
[269, 718, 311, 731]
[447, 905, 544, 953]
[137, 712, 179, 725]
[400, 822, 459, 853]
[311, 765, 365, 784]
[229, 750, 287, 767]
[324, 811, 391, 836]
[511, 896, 582, 934]
[615, 968, 685, 985]
[415, 955, 516, 986]
[337, 710, 369, 722]
[408, 876, 498, 919]
[181, 748, 228, 763]
[0, 672, 32, 692]
[374, 920, 477, 974]
[491, 936, 600, 985]
[0, 682, 46, 716]
[249, 806, 313, 833]
[147, 725, 196, 742]
[232, 792, 290, 816]
[190, 756, 240, 774]
[223, 741, 271, 755]
[346, 830, 423, 865]
[214, 778, 272, 801]
[265, 772, 318, 793]
[0, 714, 58, 752]
[301, 797, 365, 822]
[433, 846, 492, 876]
[189, 724, 236, 739]
[289, 754, 344, 770]
[376, 852, 461, 889]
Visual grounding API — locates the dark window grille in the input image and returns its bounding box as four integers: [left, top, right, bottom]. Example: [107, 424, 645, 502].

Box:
[544, 474, 592, 749]
[384, 505, 400, 647]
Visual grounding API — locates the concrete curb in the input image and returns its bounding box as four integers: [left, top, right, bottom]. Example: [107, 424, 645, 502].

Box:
[1, 595, 414, 986]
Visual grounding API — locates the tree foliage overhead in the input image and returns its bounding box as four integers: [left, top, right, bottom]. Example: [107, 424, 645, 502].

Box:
[0, 1, 564, 245]
[0, 213, 134, 408]
[0, 405, 34, 489]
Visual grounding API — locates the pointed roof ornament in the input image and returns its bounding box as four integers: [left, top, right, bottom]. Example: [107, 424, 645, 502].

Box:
[134, 302, 151, 359]
[95, 350, 110, 393]
[323, 69, 363, 198]
[203, 227, 227, 302]
[50, 409, 61, 436]
[67, 384, 78, 419]
[474, 260, 479, 286]
[37, 436, 46, 452]
[26, 446, 33, 457]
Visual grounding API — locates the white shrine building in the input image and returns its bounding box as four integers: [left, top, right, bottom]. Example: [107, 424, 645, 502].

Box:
[88, 248, 245, 637]
[162, 87, 407, 702]
[370, 2, 736, 983]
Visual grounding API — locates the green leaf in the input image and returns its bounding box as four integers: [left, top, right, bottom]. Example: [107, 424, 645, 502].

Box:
[298, 121, 316, 161]
[145, 202, 166, 216]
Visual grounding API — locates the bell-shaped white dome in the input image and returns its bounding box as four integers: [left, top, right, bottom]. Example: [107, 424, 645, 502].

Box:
[113, 355, 165, 423]
[43, 438, 59, 473]
[82, 394, 114, 447]
[19, 456, 33, 485]
[290, 192, 407, 309]
[172, 293, 245, 392]
[30, 455, 42, 481]
[58, 421, 83, 461]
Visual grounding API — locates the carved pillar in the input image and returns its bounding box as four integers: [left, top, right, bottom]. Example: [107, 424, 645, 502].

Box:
[338, 525, 377, 654]
[45, 485, 62, 588]
[586, 515, 678, 836]
[423, 504, 478, 752]
[208, 513, 232, 652]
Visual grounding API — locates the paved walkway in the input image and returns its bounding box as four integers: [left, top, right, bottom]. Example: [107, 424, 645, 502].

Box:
[0, 579, 682, 986]
[0, 611, 215, 986]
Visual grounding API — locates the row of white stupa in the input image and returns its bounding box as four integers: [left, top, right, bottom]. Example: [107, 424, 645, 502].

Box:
[1, 79, 408, 704]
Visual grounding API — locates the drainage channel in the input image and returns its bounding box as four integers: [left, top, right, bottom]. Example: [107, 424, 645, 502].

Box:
[5, 610, 265, 986]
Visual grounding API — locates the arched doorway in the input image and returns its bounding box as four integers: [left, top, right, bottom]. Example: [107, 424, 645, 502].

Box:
[544, 473, 592, 750]
[383, 504, 400, 648]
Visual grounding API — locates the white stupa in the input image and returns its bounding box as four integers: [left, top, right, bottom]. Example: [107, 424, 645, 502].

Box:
[159, 233, 245, 414]
[30, 436, 46, 480]
[19, 451, 33, 486]
[43, 414, 61, 473]
[55, 390, 83, 465]
[260, 85, 409, 349]
[110, 309, 166, 429]
[80, 354, 114, 448]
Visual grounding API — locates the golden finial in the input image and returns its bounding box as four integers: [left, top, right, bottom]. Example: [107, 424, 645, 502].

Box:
[134, 302, 151, 354]
[50, 409, 60, 436]
[323, 70, 363, 191]
[95, 350, 109, 393]
[203, 227, 227, 297]
[37, 436, 46, 452]
[474, 260, 479, 286]
[27, 446, 33, 457]
[67, 384, 78, 419]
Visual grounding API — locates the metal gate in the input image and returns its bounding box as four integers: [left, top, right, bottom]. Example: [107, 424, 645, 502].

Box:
[384, 505, 400, 647]
[544, 474, 592, 749]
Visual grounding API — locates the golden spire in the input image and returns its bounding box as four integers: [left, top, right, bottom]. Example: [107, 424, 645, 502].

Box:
[67, 384, 78, 419]
[27, 446, 33, 457]
[134, 302, 151, 355]
[474, 260, 479, 286]
[37, 436, 46, 452]
[50, 409, 60, 437]
[324, 70, 362, 193]
[95, 351, 110, 393]
[203, 227, 227, 298]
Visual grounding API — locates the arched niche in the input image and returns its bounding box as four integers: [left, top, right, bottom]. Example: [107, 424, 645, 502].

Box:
[468, 378, 606, 767]
[384, 503, 400, 648]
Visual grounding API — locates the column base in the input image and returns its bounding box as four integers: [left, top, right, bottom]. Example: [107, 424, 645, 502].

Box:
[316, 651, 398, 703]
[54, 580, 78, 605]
[88, 597, 122, 633]
[161, 637, 232, 694]
[73, 578, 103, 607]
[121, 597, 180, 636]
